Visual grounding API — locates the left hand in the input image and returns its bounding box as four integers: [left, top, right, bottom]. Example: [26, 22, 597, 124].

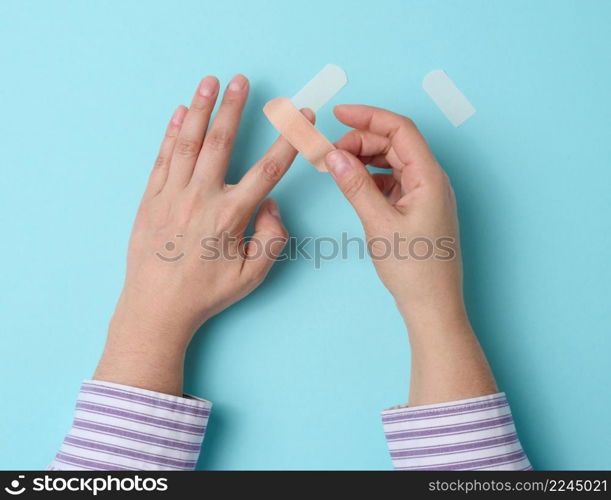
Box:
[94, 74, 312, 394]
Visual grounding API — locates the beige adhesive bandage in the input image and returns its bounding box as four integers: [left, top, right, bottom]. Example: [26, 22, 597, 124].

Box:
[263, 97, 335, 172]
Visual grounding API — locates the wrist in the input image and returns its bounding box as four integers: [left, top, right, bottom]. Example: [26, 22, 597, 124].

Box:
[94, 340, 186, 395]
[94, 327, 187, 396]
[92, 313, 196, 396]
[106, 313, 194, 355]
[396, 293, 471, 340]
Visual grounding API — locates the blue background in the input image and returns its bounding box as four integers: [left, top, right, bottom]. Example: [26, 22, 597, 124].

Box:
[1, 0, 610, 470]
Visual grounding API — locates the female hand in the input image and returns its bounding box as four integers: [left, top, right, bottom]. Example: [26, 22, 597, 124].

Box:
[95, 75, 311, 395]
[325, 105, 497, 405]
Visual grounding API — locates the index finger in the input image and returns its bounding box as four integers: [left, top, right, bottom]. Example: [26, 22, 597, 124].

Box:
[333, 104, 438, 169]
[232, 109, 315, 212]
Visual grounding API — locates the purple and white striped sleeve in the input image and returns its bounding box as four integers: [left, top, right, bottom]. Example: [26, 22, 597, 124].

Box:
[382, 392, 532, 471]
[48, 379, 211, 471]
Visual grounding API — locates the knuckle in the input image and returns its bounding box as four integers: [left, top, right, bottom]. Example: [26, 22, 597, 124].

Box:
[343, 129, 361, 146]
[263, 229, 289, 248]
[153, 154, 168, 170]
[206, 129, 233, 152]
[174, 138, 200, 159]
[259, 156, 284, 183]
[401, 115, 418, 131]
[191, 97, 211, 112]
[165, 128, 178, 139]
[341, 173, 367, 200]
[421, 165, 448, 190]
[277, 227, 289, 241]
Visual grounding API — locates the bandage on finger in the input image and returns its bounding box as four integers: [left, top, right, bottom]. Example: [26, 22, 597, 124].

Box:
[263, 97, 335, 172]
[263, 64, 348, 172]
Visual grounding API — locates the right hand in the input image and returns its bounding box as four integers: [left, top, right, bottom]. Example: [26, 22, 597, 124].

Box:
[325, 105, 465, 328]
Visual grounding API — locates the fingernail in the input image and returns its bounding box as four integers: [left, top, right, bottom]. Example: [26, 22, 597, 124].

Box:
[199, 76, 218, 98]
[267, 199, 280, 218]
[228, 74, 248, 92]
[325, 150, 352, 178]
[300, 107, 315, 122]
[171, 106, 187, 126]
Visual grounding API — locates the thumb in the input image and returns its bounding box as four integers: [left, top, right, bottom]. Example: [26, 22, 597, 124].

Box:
[325, 149, 393, 224]
[241, 198, 288, 285]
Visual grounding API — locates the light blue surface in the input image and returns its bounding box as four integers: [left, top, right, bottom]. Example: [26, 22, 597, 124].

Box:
[1, 0, 610, 470]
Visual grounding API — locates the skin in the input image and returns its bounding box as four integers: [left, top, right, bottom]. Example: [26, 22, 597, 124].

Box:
[94, 75, 497, 407]
[95, 74, 313, 395]
[326, 106, 497, 405]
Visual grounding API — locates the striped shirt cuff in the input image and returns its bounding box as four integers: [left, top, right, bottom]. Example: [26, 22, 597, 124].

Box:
[48, 379, 211, 471]
[382, 392, 532, 471]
